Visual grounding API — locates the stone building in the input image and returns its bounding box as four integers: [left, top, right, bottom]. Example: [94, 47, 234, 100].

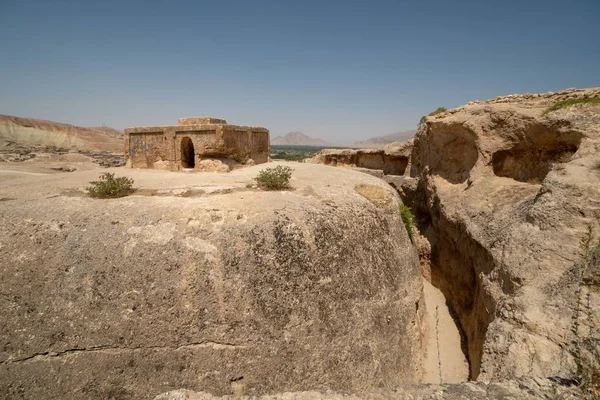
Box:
[124, 117, 269, 171]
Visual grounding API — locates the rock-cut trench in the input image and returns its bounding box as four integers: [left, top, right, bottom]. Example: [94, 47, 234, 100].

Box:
[422, 206, 496, 381]
[350, 173, 476, 383]
[399, 186, 490, 383]
[387, 178, 487, 383]
[421, 279, 470, 383]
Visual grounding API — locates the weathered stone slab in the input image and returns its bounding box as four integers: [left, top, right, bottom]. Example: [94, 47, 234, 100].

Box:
[178, 117, 228, 125]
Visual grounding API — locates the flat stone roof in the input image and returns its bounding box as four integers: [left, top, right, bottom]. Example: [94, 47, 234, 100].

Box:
[124, 117, 269, 134]
[178, 117, 227, 125]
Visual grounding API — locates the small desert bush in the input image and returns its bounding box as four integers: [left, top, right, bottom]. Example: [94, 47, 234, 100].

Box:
[429, 106, 448, 116]
[255, 165, 293, 190]
[86, 172, 134, 198]
[418, 107, 448, 129]
[400, 204, 415, 243]
[542, 97, 600, 115]
[527, 177, 542, 185]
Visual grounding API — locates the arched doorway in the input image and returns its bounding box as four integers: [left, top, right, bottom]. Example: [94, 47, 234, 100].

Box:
[181, 137, 195, 168]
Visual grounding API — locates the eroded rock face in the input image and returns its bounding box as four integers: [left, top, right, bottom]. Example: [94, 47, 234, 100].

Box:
[307, 88, 600, 396]
[309, 141, 412, 176]
[0, 164, 423, 399]
[403, 88, 600, 386]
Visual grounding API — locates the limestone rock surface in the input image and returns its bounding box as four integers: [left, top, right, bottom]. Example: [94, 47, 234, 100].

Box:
[308, 87, 600, 396]
[308, 141, 412, 176]
[402, 88, 600, 386]
[154, 377, 585, 400]
[196, 159, 231, 172]
[0, 163, 422, 399]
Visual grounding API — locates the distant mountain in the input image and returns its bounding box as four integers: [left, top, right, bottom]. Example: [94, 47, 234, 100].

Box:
[0, 114, 124, 152]
[351, 130, 416, 148]
[271, 129, 416, 148]
[271, 131, 331, 146]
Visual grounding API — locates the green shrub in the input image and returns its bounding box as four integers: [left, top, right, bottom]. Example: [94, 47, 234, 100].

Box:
[86, 172, 134, 198]
[418, 107, 448, 129]
[400, 204, 415, 243]
[271, 152, 311, 162]
[429, 106, 448, 115]
[255, 165, 293, 190]
[542, 97, 600, 115]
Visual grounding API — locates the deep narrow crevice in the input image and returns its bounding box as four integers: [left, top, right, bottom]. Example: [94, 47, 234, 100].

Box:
[426, 211, 496, 380]
[393, 178, 496, 381]
[444, 298, 473, 380]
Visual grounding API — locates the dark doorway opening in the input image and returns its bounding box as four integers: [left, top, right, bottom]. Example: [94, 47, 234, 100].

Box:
[181, 137, 195, 168]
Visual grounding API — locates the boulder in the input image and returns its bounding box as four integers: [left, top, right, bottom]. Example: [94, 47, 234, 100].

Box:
[0, 163, 423, 399]
[196, 159, 230, 173]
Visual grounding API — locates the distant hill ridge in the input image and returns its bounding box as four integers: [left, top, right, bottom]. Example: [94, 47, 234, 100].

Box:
[1, 114, 415, 152]
[271, 131, 331, 146]
[352, 130, 416, 147]
[0, 114, 124, 152]
[271, 129, 416, 148]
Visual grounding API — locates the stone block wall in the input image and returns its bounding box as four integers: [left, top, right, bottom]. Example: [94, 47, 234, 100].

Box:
[124, 117, 269, 171]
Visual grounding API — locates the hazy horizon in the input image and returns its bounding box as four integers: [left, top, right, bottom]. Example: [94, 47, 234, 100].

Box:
[1, 0, 598, 142]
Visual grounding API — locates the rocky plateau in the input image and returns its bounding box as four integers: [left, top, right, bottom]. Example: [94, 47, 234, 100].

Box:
[1, 87, 599, 400]
[310, 87, 600, 398]
[1, 163, 423, 399]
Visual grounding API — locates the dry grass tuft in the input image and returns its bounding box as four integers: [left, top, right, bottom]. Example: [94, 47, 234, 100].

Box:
[543, 98, 600, 115]
[355, 184, 392, 208]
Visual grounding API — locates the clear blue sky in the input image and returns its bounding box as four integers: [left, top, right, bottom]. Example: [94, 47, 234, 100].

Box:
[1, 0, 598, 143]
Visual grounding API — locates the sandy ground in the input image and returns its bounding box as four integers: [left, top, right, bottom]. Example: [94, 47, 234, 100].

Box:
[421, 279, 470, 383]
[0, 160, 400, 201]
[0, 153, 104, 173]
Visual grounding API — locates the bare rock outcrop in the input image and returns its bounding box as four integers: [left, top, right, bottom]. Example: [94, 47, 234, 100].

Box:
[195, 159, 231, 172]
[3, 87, 599, 399]
[0, 163, 422, 399]
[308, 88, 600, 396]
[401, 88, 600, 388]
[154, 377, 585, 400]
[309, 141, 412, 176]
